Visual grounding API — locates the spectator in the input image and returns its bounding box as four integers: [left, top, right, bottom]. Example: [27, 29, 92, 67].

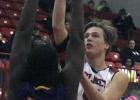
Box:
[87, 0, 95, 11]
[121, 39, 140, 64]
[94, 0, 111, 12]
[112, 8, 136, 40]
[124, 58, 135, 69]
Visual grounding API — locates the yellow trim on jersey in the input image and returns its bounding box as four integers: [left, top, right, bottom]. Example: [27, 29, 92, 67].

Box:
[34, 85, 51, 91]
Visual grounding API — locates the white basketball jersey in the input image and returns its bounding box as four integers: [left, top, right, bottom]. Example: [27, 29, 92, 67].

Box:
[77, 62, 116, 100]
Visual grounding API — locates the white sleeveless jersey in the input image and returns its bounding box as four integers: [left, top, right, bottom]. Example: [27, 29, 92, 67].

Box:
[77, 62, 116, 100]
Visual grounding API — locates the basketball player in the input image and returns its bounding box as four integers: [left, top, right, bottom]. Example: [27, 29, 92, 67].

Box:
[7, 0, 84, 99]
[52, 0, 129, 100]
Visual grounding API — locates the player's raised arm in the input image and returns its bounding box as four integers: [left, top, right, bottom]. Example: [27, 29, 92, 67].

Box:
[7, 0, 38, 99]
[62, 0, 85, 100]
[52, 0, 68, 44]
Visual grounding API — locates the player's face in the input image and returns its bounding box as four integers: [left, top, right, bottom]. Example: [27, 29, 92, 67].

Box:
[84, 26, 109, 58]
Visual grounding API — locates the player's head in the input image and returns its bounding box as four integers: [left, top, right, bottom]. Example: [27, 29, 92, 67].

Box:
[84, 20, 118, 58]
[26, 42, 59, 86]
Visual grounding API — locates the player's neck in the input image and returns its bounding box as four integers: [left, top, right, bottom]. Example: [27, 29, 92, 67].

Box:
[88, 57, 107, 72]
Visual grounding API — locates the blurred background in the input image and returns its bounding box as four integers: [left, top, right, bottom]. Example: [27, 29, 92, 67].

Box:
[0, 0, 140, 99]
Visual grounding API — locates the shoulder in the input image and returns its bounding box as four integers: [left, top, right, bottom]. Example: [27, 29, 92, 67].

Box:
[115, 71, 129, 79]
[103, 71, 129, 100]
[112, 71, 129, 85]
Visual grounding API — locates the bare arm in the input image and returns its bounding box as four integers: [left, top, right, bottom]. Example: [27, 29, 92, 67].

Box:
[62, 0, 85, 100]
[7, 0, 38, 99]
[52, 0, 68, 44]
[103, 72, 129, 100]
[81, 71, 129, 100]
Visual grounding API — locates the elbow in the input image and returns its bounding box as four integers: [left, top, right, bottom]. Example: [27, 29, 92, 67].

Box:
[52, 26, 60, 33]
[52, 25, 66, 34]
[52, 19, 66, 34]
[52, 21, 61, 31]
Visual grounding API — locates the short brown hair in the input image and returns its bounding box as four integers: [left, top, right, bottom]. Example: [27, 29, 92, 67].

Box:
[84, 20, 118, 47]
